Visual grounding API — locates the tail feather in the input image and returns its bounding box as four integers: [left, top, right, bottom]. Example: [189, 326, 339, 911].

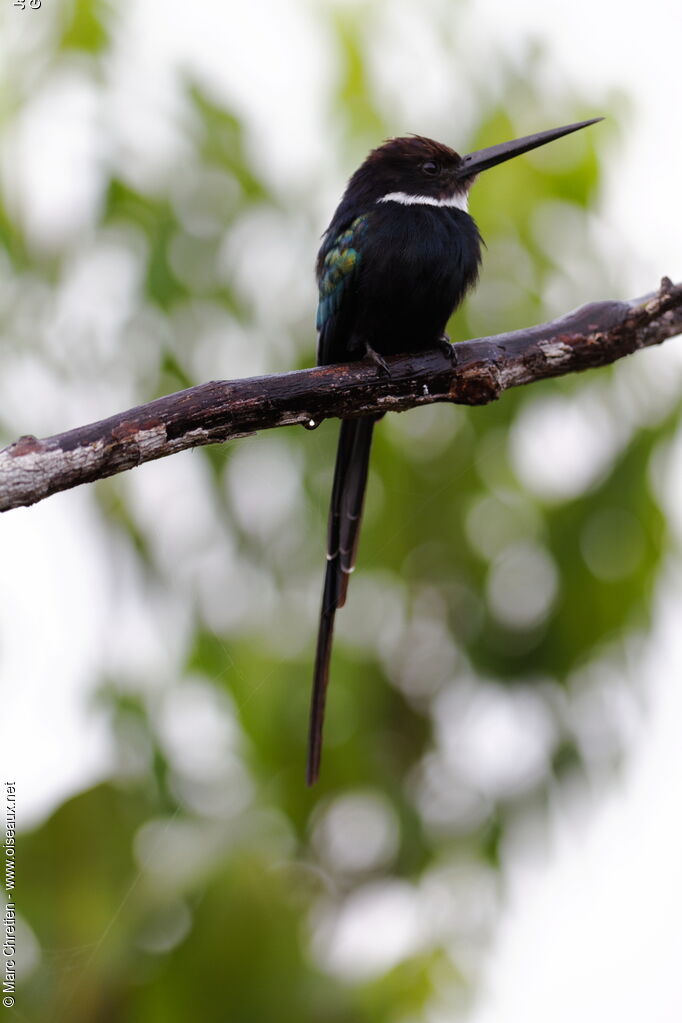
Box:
[307, 417, 376, 785]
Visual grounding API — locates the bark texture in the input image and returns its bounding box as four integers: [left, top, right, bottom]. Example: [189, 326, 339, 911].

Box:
[1, 278, 680, 513]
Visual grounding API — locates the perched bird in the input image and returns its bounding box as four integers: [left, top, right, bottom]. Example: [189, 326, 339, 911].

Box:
[309, 117, 601, 785]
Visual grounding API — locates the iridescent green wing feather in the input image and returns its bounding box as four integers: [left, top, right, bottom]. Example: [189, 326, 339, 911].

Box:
[316, 214, 368, 364]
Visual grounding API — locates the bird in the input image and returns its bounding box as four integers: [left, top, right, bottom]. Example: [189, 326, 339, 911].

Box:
[308, 116, 602, 785]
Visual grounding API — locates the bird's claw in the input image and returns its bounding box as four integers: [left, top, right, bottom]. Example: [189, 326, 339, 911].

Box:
[365, 343, 392, 377]
[437, 333, 458, 366]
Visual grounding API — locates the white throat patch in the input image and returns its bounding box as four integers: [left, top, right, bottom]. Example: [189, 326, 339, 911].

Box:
[377, 190, 469, 212]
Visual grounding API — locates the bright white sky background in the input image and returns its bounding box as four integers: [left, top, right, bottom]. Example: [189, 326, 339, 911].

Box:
[1, 0, 682, 1020]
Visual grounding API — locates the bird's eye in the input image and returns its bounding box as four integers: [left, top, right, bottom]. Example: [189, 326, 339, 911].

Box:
[421, 160, 439, 176]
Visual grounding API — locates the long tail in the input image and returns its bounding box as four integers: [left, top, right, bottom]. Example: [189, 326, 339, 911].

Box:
[307, 416, 377, 785]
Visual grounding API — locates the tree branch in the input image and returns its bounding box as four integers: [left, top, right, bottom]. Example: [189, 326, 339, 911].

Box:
[1, 278, 681, 513]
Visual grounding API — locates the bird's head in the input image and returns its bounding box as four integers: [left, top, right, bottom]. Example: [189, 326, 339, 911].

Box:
[361, 135, 471, 210]
[343, 119, 602, 212]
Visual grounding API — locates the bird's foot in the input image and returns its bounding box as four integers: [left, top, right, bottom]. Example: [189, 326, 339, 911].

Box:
[365, 343, 392, 377]
[437, 333, 458, 366]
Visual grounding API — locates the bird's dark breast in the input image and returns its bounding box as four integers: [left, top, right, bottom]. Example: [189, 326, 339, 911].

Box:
[353, 205, 481, 356]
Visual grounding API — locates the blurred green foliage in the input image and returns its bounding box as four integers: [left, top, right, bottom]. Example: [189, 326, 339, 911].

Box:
[60, 0, 112, 53]
[1, 1, 676, 1021]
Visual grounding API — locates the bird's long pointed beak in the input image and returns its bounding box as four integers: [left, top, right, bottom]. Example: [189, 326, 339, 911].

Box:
[457, 117, 603, 179]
